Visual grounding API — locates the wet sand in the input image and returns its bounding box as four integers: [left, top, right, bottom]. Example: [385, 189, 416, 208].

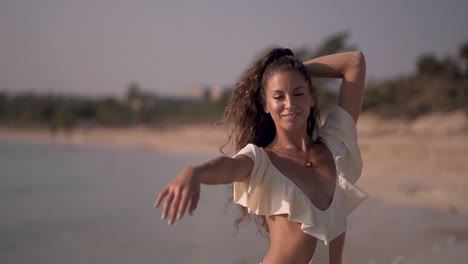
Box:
[346, 198, 468, 264]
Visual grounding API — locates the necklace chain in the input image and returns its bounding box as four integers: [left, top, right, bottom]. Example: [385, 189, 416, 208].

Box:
[271, 139, 313, 168]
[271, 148, 306, 160]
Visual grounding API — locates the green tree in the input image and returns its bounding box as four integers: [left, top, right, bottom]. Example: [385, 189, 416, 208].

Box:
[293, 31, 355, 61]
[440, 56, 461, 79]
[312, 31, 356, 58]
[459, 42, 468, 77]
[417, 54, 442, 76]
[51, 101, 76, 129]
[126, 82, 141, 101]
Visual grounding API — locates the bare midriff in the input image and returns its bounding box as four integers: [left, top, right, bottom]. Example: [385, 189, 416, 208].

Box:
[262, 214, 345, 264]
[262, 214, 318, 264]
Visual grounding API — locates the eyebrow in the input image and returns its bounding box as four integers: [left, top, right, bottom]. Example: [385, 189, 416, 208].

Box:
[271, 86, 305, 93]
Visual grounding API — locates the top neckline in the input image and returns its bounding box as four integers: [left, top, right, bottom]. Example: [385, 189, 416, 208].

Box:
[259, 138, 339, 213]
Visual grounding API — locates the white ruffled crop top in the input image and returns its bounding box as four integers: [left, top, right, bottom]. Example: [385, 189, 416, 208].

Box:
[232, 106, 368, 263]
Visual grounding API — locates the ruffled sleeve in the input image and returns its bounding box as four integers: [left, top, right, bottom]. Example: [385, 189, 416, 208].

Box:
[336, 176, 369, 216]
[232, 144, 269, 213]
[318, 106, 363, 184]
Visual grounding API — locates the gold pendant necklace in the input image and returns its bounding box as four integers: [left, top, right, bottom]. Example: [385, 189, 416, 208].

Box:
[271, 139, 313, 168]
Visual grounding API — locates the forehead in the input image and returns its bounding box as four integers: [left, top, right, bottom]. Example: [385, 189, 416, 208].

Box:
[265, 70, 308, 92]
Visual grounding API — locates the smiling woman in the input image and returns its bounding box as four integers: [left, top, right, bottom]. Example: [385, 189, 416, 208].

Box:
[263, 70, 314, 135]
[154, 48, 367, 264]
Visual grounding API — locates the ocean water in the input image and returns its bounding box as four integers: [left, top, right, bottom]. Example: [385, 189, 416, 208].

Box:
[0, 140, 267, 264]
[1, 139, 468, 264]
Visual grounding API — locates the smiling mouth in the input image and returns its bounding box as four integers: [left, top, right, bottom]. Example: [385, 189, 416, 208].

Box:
[282, 113, 300, 118]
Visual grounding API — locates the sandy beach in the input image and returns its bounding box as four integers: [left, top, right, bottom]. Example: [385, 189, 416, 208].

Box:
[1, 112, 467, 215]
[1, 111, 468, 263]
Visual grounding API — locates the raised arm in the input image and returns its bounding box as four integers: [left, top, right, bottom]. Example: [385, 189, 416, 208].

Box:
[303, 51, 366, 123]
[154, 155, 252, 225]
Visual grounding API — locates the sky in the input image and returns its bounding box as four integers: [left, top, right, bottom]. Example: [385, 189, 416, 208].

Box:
[0, 0, 467, 97]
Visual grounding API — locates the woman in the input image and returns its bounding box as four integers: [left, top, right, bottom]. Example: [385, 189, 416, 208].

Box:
[154, 48, 368, 264]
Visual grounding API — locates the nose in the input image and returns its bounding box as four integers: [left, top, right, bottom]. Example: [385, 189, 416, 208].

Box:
[284, 95, 296, 111]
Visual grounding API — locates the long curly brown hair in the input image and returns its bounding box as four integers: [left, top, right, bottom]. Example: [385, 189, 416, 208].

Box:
[220, 47, 321, 237]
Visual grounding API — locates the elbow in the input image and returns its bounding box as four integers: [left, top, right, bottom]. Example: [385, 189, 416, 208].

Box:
[351, 51, 366, 69]
[344, 51, 366, 78]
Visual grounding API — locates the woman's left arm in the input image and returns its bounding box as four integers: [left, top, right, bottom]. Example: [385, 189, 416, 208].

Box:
[303, 51, 366, 123]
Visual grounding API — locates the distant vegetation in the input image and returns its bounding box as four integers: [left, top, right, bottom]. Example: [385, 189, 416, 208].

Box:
[0, 89, 230, 130]
[0, 33, 467, 130]
[363, 42, 468, 119]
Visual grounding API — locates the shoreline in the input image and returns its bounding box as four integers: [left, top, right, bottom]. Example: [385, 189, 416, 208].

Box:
[1, 112, 468, 216]
[1, 111, 466, 151]
[0, 124, 228, 154]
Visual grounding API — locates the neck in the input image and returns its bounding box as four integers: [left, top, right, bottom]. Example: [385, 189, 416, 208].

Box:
[271, 127, 310, 152]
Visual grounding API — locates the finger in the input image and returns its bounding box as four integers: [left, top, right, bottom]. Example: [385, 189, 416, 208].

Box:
[169, 189, 182, 225]
[154, 188, 169, 208]
[188, 192, 200, 216]
[162, 192, 174, 220]
[177, 190, 190, 220]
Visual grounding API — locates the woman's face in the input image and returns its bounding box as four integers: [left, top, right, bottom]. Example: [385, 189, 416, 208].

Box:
[263, 70, 314, 133]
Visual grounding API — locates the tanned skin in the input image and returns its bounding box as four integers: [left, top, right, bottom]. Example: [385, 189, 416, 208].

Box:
[155, 51, 366, 264]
